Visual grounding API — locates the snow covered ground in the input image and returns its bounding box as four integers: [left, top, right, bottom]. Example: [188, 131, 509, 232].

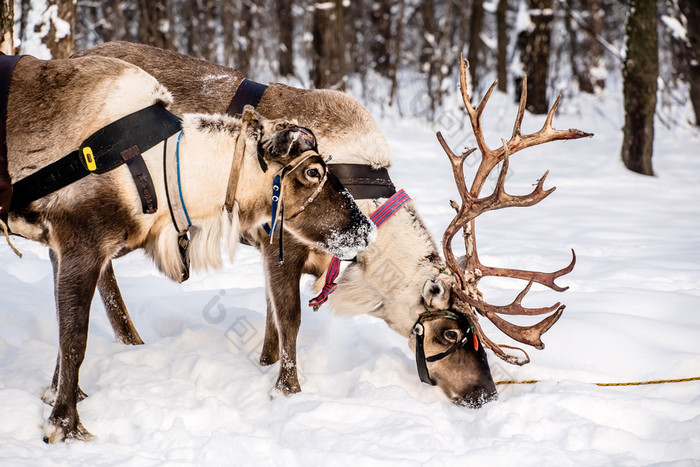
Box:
[1, 87, 699, 465]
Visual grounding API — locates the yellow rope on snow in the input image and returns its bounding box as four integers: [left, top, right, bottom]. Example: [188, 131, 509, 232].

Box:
[496, 376, 700, 386]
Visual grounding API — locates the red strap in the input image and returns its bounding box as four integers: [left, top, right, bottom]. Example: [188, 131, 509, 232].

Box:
[309, 189, 411, 310]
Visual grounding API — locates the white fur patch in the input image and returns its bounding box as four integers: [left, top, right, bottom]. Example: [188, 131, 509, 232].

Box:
[189, 206, 240, 271]
[103, 67, 173, 123]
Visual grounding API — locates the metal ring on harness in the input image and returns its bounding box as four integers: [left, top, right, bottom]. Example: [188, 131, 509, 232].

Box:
[412, 310, 479, 386]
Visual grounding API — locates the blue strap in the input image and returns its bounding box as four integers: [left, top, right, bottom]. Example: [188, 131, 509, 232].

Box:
[175, 130, 192, 228]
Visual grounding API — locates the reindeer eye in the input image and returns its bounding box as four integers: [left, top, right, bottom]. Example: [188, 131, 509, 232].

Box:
[306, 168, 321, 179]
[444, 330, 459, 342]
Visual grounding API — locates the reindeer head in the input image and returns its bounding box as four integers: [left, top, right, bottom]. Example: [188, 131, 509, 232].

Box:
[255, 114, 376, 260]
[409, 56, 591, 407]
[410, 309, 497, 407]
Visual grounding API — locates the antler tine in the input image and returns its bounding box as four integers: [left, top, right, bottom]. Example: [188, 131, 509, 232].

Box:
[512, 75, 528, 141]
[437, 56, 591, 366]
[453, 298, 531, 365]
[438, 130, 479, 292]
[459, 55, 502, 181]
[471, 280, 563, 317]
[507, 81, 593, 157]
[477, 140, 556, 215]
[455, 284, 564, 349]
[479, 249, 577, 292]
[436, 131, 477, 206]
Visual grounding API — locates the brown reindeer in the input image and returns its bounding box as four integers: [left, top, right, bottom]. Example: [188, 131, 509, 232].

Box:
[4, 54, 374, 442]
[75, 42, 589, 406]
[74, 42, 464, 398]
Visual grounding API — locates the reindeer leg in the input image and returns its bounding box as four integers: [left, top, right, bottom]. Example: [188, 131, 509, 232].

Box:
[44, 249, 103, 443]
[42, 249, 88, 406]
[98, 260, 144, 345]
[261, 233, 306, 396]
[259, 293, 279, 365]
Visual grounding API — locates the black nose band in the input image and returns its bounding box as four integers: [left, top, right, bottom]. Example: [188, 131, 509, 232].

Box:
[412, 310, 476, 386]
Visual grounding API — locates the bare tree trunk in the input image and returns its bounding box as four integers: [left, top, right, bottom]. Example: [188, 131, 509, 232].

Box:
[370, 0, 392, 76]
[183, 1, 198, 57]
[468, 0, 484, 95]
[621, 0, 657, 175]
[138, 0, 172, 50]
[680, 0, 700, 126]
[389, 0, 407, 105]
[202, 1, 219, 62]
[311, 1, 345, 89]
[236, 2, 253, 76]
[565, 0, 605, 94]
[496, 0, 508, 93]
[518, 0, 553, 114]
[421, 0, 439, 114]
[41, 0, 76, 58]
[0, 0, 13, 54]
[335, 0, 346, 89]
[222, 1, 236, 68]
[277, 0, 294, 76]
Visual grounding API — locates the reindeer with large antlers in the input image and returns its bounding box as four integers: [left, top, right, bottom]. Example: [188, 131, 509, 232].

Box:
[410, 56, 592, 406]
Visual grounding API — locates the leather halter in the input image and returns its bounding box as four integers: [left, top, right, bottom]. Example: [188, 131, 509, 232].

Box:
[328, 164, 395, 199]
[412, 310, 479, 386]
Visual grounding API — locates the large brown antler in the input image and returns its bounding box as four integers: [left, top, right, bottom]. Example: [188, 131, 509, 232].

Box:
[439, 55, 592, 365]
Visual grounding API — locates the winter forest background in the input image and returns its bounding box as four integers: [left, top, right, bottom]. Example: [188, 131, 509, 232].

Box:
[1, 1, 700, 463]
[2, 0, 699, 176]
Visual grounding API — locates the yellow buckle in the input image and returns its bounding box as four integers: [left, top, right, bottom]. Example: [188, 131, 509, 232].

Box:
[82, 147, 97, 172]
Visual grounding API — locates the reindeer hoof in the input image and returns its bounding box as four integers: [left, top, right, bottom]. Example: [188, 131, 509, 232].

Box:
[41, 386, 88, 406]
[259, 353, 279, 366]
[268, 384, 301, 399]
[43, 421, 94, 444]
[270, 378, 302, 398]
[115, 332, 145, 346]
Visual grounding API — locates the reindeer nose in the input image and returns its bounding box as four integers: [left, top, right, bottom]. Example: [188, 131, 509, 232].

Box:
[453, 387, 498, 408]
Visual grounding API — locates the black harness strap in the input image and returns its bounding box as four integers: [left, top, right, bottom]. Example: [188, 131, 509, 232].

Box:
[0, 53, 24, 224]
[121, 145, 158, 214]
[227, 79, 269, 117]
[11, 104, 182, 212]
[327, 164, 396, 200]
[413, 310, 476, 386]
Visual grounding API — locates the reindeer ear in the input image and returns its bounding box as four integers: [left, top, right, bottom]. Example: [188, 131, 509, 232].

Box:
[261, 121, 319, 163]
[422, 278, 451, 311]
[294, 127, 318, 153]
[240, 105, 260, 124]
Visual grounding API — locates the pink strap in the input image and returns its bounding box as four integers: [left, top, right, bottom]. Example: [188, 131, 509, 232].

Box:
[309, 189, 411, 310]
